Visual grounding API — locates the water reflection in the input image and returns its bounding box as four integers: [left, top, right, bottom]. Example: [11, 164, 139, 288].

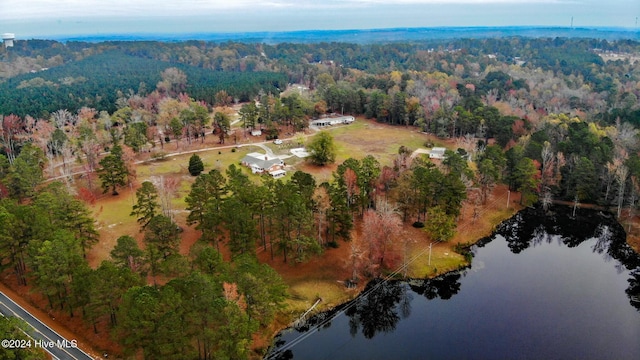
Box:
[409, 272, 462, 300]
[480, 206, 640, 310]
[325, 272, 466, 342]
[346, 280, 407, 338]
[268, 206, 640, 359]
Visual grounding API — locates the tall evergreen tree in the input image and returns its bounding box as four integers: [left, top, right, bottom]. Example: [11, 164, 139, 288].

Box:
[188, 154, 204, 176]
[271, 180, 319, 263]
[322, 180, 353, 244]
[86, 261, 143, 332]
[425, 206, 457, 242]
[5, 143, 45, 199]
[34, 182, 99, 257]
[98, 144, 128, 195]
[514, 157, 541, 206]
[110, 235, 147, 274]
[30, 229, 85, 315]
[221, 196, 258, 257]
[232, 255, 288, 326]
[143, 214, 181, 282]
[131, 181, 160, 229]
[239, 102, 259, 132]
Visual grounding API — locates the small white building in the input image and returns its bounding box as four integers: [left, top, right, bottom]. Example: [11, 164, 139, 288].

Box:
[269, 169, 287, 178]
[250, 129, 262, 136]
[429, 147, 447, 159]
[290, 147, 310, 158]
[311, 116, 355, 127]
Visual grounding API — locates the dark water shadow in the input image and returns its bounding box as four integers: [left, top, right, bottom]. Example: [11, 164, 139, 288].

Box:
[473, 205, 640, 311]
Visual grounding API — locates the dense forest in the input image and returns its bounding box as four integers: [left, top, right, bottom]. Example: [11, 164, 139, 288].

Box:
[1, 37, 638, 121]
[1, 36, 640, 359]
[0, 50, 287, 117]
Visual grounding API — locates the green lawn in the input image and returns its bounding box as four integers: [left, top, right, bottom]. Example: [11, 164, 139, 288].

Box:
[327, 119, 434, 166]
[138, 147, 251, 179]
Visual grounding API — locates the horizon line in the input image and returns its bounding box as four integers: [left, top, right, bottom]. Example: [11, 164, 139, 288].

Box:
[9, 25, 639, 41]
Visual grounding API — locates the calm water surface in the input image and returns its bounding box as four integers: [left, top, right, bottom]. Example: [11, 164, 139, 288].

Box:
[268, 208, 640, 360]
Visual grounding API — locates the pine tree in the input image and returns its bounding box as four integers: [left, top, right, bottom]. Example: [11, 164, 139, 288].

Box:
[131, 181, 160, 230]
[143, 215, 181, 282]
[98, 144, 128, 195]
[188, 154, 204, 176]
[6, 143, 45, 199]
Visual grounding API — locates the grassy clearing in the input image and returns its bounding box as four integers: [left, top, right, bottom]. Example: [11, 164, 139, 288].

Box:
[90, 189, 140, 267]
[404, 205, 517, 279]
[330, 119, 434, 165]
[94, 194, 136, 226]
[407, 246, 467, 278]
[285, 281, 355, 314]
[139, 147, 250, 179]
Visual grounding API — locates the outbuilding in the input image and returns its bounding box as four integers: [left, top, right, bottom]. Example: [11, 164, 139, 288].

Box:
[269, 169, 287, 178]
[429, 147, 447, 159]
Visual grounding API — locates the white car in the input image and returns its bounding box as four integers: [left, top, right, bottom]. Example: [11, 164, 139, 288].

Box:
[273, 139, 283, 145]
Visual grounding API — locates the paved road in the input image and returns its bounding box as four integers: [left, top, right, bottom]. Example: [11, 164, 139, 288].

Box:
[0, 291, 94, 360]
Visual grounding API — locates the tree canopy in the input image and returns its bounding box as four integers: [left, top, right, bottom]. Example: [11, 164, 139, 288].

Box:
[307, 131, 337, 166]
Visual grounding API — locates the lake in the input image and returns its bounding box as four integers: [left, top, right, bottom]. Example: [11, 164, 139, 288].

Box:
[267, 207, 640, 360]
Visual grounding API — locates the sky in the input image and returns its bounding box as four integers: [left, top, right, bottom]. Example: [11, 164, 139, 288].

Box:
[1, 0, 639, 38]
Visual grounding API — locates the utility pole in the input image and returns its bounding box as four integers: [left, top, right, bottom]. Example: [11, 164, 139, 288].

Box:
[428, 242, 433, 266]
[506, 190, 510, 209]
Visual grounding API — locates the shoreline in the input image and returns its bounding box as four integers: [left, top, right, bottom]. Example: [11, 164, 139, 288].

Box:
[265, 202, 640, 358]
[260, 185, 521, 357]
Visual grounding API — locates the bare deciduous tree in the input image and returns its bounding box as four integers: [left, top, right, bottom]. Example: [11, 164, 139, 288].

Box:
[51, 109, 76, 130]
[0, 114, 23, 164]
[362, 203, 402, 277]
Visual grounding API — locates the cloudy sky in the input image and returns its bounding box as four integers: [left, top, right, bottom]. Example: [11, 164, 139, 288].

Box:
[1, 0, 638, 38]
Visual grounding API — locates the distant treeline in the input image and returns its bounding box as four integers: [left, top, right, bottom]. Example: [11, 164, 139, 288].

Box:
[0, 51, 287, 117]
[0, 37, 638, 119]
[3, 37, 637, 76]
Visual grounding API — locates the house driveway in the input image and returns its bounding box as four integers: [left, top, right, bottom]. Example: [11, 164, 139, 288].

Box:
[248, 143, 275, 157]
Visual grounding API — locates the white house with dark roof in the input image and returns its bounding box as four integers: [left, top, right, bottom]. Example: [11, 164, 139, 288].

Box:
[241, 152, 285, 174]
